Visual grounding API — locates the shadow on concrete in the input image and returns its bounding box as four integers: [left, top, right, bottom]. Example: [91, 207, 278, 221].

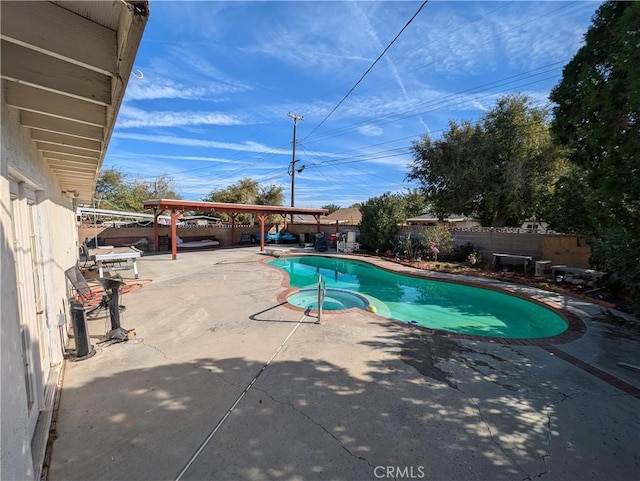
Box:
[46, 321, 640, 481]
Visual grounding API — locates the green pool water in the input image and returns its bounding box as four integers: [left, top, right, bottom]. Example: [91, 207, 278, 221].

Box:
[268, 256, 568, 339]
[287, 288, 370, 311]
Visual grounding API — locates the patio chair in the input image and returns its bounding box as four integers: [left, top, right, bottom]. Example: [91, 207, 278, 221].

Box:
[78, 242, 96, 270]
[64, 265, 125, 318]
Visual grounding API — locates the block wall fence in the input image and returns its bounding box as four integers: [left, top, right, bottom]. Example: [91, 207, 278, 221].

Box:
[78, 223, 591, 268]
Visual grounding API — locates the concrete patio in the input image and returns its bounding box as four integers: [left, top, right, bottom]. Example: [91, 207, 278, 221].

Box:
[47, 247, 639, 481]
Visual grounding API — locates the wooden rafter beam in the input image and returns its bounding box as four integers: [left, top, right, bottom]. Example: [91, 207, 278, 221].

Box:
[0, 40, 112, 105]
[21, 112, 104, 141]
[42, 151, 100, 164]
[30, 130, 102, 152]
[0, 1, 117, 76]
[46, 159, 99, 171]
[38, 144, 100, 160]
[6, 83, 106, 126]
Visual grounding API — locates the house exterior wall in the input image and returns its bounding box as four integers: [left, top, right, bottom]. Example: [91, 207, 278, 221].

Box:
[1, 85, 78, 481]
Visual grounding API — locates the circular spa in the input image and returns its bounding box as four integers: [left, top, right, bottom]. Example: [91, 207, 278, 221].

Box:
[269, 256, 568, 339]
[287, 288, 370, 311]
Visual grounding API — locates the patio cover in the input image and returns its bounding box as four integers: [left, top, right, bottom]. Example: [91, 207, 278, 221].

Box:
[143, 199, 328, 259]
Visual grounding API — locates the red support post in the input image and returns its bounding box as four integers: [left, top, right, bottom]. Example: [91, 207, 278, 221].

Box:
[153, 209, 159, 252]
[230, 213, 237, 245]
[258, 215, 268, 251]
[171, 211, 178, 260]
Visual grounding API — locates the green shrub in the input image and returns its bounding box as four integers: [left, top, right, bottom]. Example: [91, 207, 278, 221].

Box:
[591, 230, 640, 310]
[423, 226, 453, 260]
[359, 193, 405, 253]
[394, 233, 424, 260]
[449, 243, 482, 266]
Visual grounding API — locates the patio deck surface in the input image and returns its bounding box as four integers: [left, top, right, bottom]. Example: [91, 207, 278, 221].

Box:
[47, 247, 639, 481]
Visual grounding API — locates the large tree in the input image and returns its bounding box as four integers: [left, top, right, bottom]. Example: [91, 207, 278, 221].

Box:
[129, 174, 180, 212]
[549, 0, 640, 236]
[95, 167, 129, 208]
[255, 184, 285, 207]
[203, 178, 259, 205]
[203, 178, 284, 224]
[407, 94, 567, 227]
[403, 188, 430, 218]
[95, 168, 179, 212]
[359, 192, 406, 253]
[548, 1, 640, 306]
[321, 204, 341, 215]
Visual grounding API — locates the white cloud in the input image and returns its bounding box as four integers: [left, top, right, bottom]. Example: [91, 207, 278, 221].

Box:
[125, 47, 253, 103]
[117, 106, 247, 129]
[125, 79, 209, 101]
[109, 152, 241, 165]
[111, 132, 289, 156]
[397, 2, 596, 79]
[102, 1, 599, 209]
[357, 124, 384, 137]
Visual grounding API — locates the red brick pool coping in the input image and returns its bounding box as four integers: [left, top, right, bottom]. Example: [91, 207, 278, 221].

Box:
[543, 345, 640, 399]
[263, 254, 586, 346]
[263, 253, 640, 399]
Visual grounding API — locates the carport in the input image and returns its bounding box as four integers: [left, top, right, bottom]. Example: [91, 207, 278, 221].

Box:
[143, 199, 328, 259]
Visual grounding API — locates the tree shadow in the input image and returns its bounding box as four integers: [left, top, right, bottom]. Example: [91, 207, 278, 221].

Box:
[46, 321, 640, 481]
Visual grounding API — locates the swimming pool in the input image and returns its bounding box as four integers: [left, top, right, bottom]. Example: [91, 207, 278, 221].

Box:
[268, 256, 568, 339]
[287, 288, 370, 311]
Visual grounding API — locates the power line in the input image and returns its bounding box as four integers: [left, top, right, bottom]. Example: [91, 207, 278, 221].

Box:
[303, 61, 566, 145]
[301, 2, 577, 144]
[120, 2, 581, 201]
[303, 0, 430, 141]
[131, 65, 561, 203]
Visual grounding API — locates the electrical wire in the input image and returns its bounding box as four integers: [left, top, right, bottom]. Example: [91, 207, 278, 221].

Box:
[141, 60, 566, 201]
[111, 2, 582, 201]
[303, 62, 566, 145]
[304, 0, 430, 141]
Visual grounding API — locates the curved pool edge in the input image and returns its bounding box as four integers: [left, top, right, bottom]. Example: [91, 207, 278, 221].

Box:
[261, 253, 587, 346]
[287, 288, 370, 311]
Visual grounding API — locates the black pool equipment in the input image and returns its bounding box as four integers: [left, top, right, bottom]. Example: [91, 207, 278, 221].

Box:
[69, 300, 95, 360]
[314, 232, 328, 252]
[97, 277, 134, 341]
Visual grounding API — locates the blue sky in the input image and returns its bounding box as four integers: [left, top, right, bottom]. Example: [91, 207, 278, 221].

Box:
[105, 0, 601, 208]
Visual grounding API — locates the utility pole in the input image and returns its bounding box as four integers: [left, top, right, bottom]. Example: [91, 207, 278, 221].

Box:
[288, 112, 303, 209]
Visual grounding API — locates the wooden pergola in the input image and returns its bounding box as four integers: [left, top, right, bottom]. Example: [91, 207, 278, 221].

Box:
[143, 199, 328, 259]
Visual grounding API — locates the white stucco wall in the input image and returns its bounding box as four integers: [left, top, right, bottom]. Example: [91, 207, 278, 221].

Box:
[1, 82, 79, 480]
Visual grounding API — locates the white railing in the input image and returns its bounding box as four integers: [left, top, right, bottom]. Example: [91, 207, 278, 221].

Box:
[316, 274, 326, 324]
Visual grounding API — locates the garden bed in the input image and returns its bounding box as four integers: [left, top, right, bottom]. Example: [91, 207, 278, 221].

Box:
[357, 253, 632, 312]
